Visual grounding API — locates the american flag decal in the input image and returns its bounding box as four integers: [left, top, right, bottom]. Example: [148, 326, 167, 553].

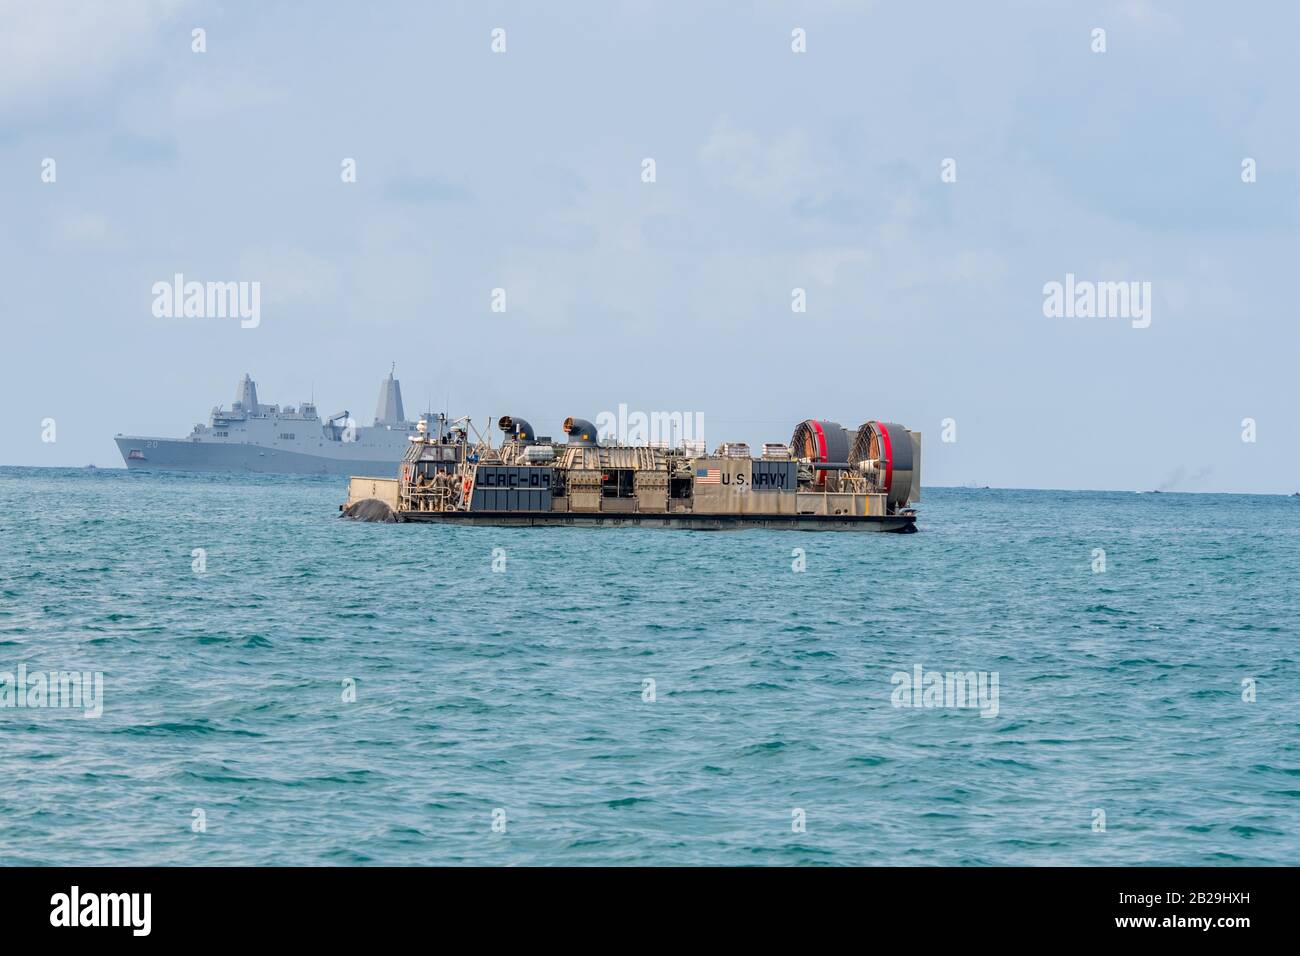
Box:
[695, 468, 720, 484]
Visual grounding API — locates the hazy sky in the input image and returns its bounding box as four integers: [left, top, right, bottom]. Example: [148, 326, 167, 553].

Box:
[2, 0, 1297, 492]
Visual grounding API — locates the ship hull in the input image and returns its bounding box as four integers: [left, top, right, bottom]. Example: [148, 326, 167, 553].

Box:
[115, 437, 401, 477]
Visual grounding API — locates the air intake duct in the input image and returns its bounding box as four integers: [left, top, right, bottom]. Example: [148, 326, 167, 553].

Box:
[563, 417, 599, 446]
[499, 416, 537, 445]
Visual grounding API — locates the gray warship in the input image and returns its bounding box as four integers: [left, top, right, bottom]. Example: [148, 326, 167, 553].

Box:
[114, 369, 422, 476]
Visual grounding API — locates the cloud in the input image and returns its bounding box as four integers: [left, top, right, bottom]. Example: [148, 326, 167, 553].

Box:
[798, 247, 870, 286]
[107, 131, 179, 165]
[1156, 465, 1214, 492]
[170, 77, 287, 119]
[382, 176, 472, 204]
[699, 119, 826, 204]
[236, 245, 339, 309]
[1117, 0, 1181, 31]
[0, 0, 189, 116]
[48, 210, 116, 247]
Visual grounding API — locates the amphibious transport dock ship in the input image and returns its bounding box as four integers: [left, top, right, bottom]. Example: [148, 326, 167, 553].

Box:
[342, 414, 920, 531]
[115, 370, 422, 476]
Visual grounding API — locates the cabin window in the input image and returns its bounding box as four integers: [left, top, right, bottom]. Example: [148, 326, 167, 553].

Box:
[669, 476, 693, 499]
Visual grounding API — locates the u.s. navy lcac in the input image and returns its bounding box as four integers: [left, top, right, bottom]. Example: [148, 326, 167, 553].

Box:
[343, 415, 920, 532]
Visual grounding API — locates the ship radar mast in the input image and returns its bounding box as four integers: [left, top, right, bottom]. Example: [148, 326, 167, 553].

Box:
[373, 364, 406, 427]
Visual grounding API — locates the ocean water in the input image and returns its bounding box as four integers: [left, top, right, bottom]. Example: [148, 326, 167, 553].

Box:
[0, 466, 1297, 866]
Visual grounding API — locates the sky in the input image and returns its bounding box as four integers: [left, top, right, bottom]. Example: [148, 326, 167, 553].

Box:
[1, 0, 1297, 492]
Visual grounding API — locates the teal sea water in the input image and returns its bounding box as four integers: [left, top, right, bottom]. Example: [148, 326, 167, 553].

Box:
[1, 467, 1297, 866]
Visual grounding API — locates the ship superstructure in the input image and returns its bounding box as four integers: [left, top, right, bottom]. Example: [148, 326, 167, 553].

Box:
[115, 369, 424, 476]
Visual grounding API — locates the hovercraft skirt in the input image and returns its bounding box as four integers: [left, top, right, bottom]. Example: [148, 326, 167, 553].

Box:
[396, 511, 917, 532]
